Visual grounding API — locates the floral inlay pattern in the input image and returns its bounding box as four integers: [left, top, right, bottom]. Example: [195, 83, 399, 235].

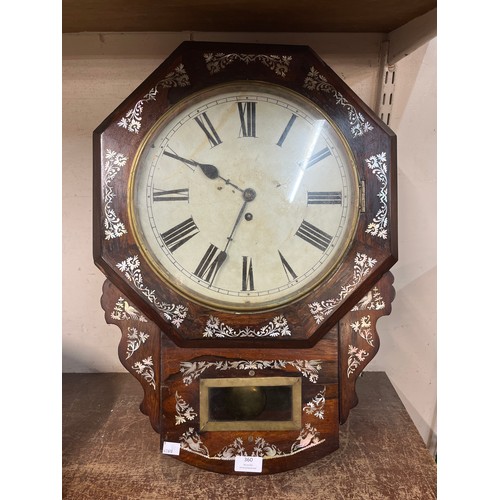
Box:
[351, 287, 385, 311]
[203, 315, 291, 338]
[181, 427, 324, 460]
[118, 64, 190, 134]
[215, 437, 285, 459]
[347, 345, 369, 378]
[180, 359, 322, 385]
[350, 316, 374, 347]
[132, 356, 156, 389]
[365, 152, 389, 239]
[291, 424, 323, 453]
[116, 255, 188, 327]
[111, 297, 148, 322]
[126, 327, 149, 359]
[179, 428, 209, 456]
[303, 387, 326, 419]
[174, 364, 328, 461]
[251, 437, 285, 458]
[303, 67, 373, 137]
[214, 437, 247, 459]
[309, 253, 377, 324]
[174, 392, 197, 425]
[204, 53, 291, 76]
[103, 150, 128, 240]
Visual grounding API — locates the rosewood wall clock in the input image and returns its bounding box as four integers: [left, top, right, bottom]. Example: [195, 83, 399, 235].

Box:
[93, 41, 397, 475]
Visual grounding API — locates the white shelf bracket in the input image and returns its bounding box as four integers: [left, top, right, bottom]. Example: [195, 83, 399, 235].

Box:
[376, 41, 397, 127]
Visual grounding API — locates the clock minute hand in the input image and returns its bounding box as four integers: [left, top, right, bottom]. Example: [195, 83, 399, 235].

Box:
[208, 200, 247, 288]
[209, 188, 256, 287]
[223, 201, 248, 252]
[208, 250, 228, 287]
[223, 188, 257, 253]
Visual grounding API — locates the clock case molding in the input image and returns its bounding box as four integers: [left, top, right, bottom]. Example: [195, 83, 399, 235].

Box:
[93, 41, 397, 474]
[93, 41, 397, 349]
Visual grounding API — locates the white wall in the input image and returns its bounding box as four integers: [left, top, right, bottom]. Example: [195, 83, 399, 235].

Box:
[369, 38, 437, 453]
[62, 32, 436, 452]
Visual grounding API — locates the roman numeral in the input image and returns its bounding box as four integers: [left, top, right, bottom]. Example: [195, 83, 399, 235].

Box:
[194, 244, 226, 283]
[237, 102, 256, 137]
[153, 188, 189, 202]
[278, 250, 298, 281]
[300, 147, 331, 169]
[161, 217, 199, 252]
[296, 220, 332, 252]
[194, 112, 222, 148]
[307, 191, 342, 205]
[276, 114, 297, 147]
[242, 256, 255, 291]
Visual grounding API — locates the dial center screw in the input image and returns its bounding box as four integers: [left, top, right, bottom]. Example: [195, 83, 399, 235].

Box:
[243, 188, 257, 202]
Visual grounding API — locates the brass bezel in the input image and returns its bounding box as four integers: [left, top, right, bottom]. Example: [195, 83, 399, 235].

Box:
[128, 81, 361, 313]
[199, 376, 302, 432]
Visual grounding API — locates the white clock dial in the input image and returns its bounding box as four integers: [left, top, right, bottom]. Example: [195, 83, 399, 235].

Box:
[130, 82, 360, 311]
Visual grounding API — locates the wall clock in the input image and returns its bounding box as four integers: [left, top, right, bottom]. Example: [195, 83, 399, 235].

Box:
[93, 41, 397, 475]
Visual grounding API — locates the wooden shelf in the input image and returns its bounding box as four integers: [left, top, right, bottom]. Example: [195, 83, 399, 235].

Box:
[62, 0, 437, 34]
[62, 372, 436, 497]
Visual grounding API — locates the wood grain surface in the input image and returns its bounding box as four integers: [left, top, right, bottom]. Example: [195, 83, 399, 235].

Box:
[63, 372, 436, 499]
[63, 0, 437, 33]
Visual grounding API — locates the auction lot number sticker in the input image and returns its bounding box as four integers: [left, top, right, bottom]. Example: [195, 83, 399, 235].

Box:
[234, 456, 263, 473]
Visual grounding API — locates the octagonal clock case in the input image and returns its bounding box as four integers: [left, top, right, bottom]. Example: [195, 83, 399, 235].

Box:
[93, 41, 397, 475]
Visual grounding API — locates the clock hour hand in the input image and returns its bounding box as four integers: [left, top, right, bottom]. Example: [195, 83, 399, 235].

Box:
[163, 151, 218, 179]
[163, 150, 243, 192]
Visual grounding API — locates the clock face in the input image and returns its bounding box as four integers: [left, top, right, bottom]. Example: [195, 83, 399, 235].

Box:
[130, 82, 360, 311]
